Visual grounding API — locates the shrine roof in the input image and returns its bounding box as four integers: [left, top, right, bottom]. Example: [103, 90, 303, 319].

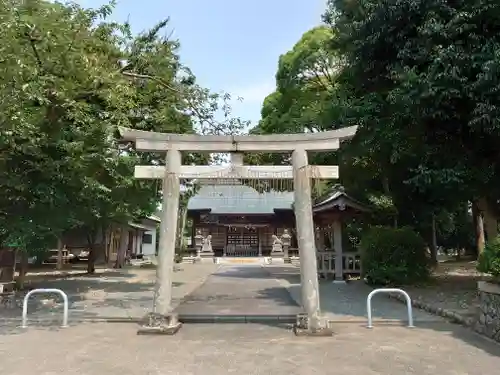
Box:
[187, 184, 294, 214]
[313, 188, 369, 213]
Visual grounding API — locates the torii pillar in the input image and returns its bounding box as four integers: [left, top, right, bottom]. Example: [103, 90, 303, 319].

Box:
[292, 148, 326, 334]
[138, 148, 183, 334]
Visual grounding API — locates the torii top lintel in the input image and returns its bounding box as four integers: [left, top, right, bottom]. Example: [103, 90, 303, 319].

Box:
[118, 126, 358, 153]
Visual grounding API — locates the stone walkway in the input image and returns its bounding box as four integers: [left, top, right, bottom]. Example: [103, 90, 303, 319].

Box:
[1, 322, 499, 374]
[174, 265, 301, 321]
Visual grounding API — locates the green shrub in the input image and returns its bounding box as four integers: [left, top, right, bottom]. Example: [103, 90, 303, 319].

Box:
[360, 226, 430, 286]
[477, 236, 500, 278]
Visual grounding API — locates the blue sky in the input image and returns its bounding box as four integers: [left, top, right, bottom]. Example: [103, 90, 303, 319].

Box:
[76, 0, 326, 127]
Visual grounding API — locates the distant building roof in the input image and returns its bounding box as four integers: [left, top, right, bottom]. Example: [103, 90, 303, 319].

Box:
[146, 214, 161, 222]
[187, 184, 294, 214]
[128, 222, 151, 231]
[313, 187, 369, 213]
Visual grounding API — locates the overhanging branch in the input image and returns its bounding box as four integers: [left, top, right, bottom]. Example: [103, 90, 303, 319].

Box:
[121, 70, 238, 135]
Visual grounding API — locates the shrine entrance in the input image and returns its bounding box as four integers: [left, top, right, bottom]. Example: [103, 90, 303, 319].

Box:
[187, 168, 298, 259]
[225, 225, 259, 257]
[120, 126, 357, 335]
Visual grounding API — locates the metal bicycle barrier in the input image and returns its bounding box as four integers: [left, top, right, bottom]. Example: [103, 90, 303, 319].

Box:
[366, 288, 414, 328]
[22, 288, 69, 328]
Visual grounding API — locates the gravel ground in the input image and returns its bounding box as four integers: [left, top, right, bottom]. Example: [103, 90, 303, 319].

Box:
[393, 261, 484, 320]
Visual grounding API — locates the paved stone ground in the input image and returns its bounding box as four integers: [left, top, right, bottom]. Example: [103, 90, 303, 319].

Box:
[3, 263, 445, 327]
[1, 322, 499, 374]
[174, 265, 301, 318]
[0, 264, 219, 325]
[264, 265, 442, 323]
[1, 263, 500, 374]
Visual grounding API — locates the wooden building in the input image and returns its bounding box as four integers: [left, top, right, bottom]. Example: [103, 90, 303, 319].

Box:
[187, 181, 298, 257]
[312, 188, 369, 279]
[187, 182, 367, 280]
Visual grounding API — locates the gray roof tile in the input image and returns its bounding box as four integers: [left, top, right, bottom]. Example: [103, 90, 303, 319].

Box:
[187, 184, 294, 214]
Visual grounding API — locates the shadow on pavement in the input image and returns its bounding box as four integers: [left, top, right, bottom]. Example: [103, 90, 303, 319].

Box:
[0, 269, 166, 335]
[257, 265, 500, 356]
[412, 321, 500, 357]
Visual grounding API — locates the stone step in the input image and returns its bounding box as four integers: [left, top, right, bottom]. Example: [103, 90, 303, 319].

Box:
[181, 257, 196, 264]
[216, 257, 266, 265]
[178, 314, 297, 324]
[182, 256, 291, 265]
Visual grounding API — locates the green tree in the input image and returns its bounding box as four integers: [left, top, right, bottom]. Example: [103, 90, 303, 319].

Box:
[321, 0, 500, 256]
[326, 0, 500, 207]
[0, 0, 126, 258]
[0, 0, 249, 275]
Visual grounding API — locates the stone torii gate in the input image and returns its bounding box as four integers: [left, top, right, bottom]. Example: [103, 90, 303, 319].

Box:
[120, 126, 358, 335]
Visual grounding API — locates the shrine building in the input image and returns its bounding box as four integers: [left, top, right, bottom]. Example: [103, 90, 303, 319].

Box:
[187, 180, 297, 258]
[186, 179, 366, 275]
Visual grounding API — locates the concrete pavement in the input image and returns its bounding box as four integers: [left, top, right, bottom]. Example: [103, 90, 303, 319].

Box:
[263, 265, 442, 324]
[0, 322, 499, 374]
[174, 265, 301, 322]
[1, 263, 499, 374]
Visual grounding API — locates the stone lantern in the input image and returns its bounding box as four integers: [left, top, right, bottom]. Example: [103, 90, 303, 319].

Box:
[194, 230, 204, 259]
[281, 229, 292, 262]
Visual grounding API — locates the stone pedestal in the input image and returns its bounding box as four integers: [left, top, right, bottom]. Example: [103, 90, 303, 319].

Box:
[283, 248, 291, 263]
[474, 281, 500, 342]
[271, 252, 284, 263]
[293, 313, 333, 337]
[137, 312, 182, 335]
[271, 239, 283, 258]
[199, 251, 215, 263]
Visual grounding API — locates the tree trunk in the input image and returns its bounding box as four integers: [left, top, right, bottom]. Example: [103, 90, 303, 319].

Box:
[115, 226, 128, 268]
[86, 228, 98, 274]
[103, 224, 110, 263]
[56, 237, 63, 270]
[104, 230, 109, 263]
[17, 252, 29, 290]
[478, 197, 498, 242]
[87, 246, 96, 274]
[429, 214, 438, 265]
[472, 201, 485, 256]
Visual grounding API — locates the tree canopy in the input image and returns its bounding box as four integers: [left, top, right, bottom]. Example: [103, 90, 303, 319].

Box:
[0, 0, 247, 270]
[252, 0, 500, 258]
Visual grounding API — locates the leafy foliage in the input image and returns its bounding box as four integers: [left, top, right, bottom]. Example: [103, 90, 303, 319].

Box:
[477, 236, 500, 278]
[325, 0, 500, 219]
[0, 0, 248, 272]
[360, 226, 430, 286]
[251, 0, 500, 260]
